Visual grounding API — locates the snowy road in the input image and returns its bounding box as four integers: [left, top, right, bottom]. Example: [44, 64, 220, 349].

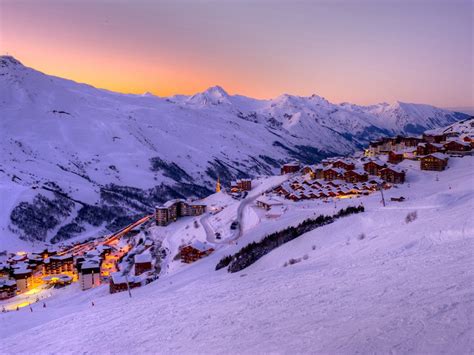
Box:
[202, 177, 287, 245]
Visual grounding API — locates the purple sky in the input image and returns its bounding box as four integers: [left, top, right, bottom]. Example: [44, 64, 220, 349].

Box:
[1, 0, 472, 107]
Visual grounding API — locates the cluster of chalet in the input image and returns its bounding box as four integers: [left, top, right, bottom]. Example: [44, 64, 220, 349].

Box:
[0, 248, 75, 299]
[155, 199, 206, 226]
[109, 244, 156, 294]
[276, 156, 405, 202]
[179, 241, 214, 264]
[230, 178, 252, 193]
[0, 233, 160, 300]
[367, 131, 473, 172]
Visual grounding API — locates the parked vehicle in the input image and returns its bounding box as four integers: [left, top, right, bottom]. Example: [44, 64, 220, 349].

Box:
[230, 221, 239, 230]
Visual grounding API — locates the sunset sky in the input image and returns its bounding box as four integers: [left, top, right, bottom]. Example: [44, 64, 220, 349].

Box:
[0, 0, 472, 107]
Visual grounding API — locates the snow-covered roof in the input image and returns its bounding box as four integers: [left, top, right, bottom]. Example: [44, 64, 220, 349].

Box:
[346, 168, 366, 175]
[163, 199, 185, 208]
[323, 167, 345, 174]
[134, 252, 152, 264]
[81, 259, 101, 270]
[256, 195, 284, 206]
[382, 166, 405, 174]
[13, 266, 31, 275]
[0, 278, 16, 287]
[445, 139, 470, 146]
[425, 153, 448, 160]
[283, 161, 300, 167]
[185, 241, 212, 252]
[111, 272, 141, 285]
[50, 254, 73, 261]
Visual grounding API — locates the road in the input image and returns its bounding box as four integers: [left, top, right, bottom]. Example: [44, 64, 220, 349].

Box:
[104, 215, 153, 246]
[201, 177, 289, 245]
[200, 195, 257, 245]
[56, 214, 153, 256]
[200, 214, 215, 243]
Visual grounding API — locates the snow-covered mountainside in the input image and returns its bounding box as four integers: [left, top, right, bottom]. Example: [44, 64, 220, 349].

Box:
[1, 154, 473, 353]
[0, 55, 469, 246]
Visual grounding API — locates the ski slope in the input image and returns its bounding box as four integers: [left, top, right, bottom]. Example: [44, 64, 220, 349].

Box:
[1, 155, 473, 353]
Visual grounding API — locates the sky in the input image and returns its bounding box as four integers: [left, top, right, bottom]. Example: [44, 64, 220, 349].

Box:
[0, 0, 472, 107]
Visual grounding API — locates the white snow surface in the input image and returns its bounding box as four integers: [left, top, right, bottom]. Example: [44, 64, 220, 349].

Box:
[1, 155, 473, 354]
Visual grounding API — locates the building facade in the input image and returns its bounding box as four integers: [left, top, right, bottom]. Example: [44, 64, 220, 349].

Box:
[155, 200, 207, 226]
[380, 168, 405, 184]
[420, 154, 448, 171]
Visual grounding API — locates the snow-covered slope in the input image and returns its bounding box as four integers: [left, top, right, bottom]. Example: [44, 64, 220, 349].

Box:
[0, 55, 468, 246]
[1, 155, 473, 353]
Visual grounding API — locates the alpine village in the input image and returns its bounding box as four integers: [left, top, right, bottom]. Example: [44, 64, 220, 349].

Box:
[1, 121, 473, 312]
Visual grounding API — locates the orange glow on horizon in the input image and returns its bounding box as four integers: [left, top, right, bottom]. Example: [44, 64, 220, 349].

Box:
[1, 0, 472, 107]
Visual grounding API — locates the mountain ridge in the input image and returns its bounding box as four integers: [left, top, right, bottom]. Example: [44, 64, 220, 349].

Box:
[0, 55, 469, 248]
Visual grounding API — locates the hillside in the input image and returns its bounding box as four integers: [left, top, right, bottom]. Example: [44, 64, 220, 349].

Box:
[0, 55, 469, 247]
[1, 152, 473, 353]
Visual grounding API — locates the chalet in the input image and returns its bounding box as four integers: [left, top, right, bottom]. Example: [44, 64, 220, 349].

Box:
[344, 169, 369, 183]
[10, 253, 27, 264]
[323, 168, 345, 181]
[332, 160, 355, 171]
[78, 259, 101, 291]
[281, 162, 301, 175]
[380, 167, 405, 184]
[12, 267, 32, 293]
[274, 184, 290, 196]
[321, 158, 337, 166]
[422, 133, 446, 144]
[0, 278, 17, 300]
[314, 168, 325, 179]
[402, 137, 423, 147]
[301, 165, 314, 175]
[363, 160, 386, 176]
[109, 272, 141, 294]
[134, 253, 153, 276]
[417, 142, 444, 156]
[43, 254, 74, 275]
[231, 179, 252, 192]
[155, 206, 171, 226]
[237, 179, 252, 191]
[420, 153, 448, 171]
[0, 264, 9, 278]
[256, 196, 284, 210]
[155, 200, 206, 226]
[443, 140, 472, 152]
[388, 151, 404, 164]
[180, 242, 214, 264]
[287, 192, 301, 201]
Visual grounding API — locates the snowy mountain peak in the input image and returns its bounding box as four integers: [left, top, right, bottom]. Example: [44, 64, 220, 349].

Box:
[0, 55, 27, 75]
[204, 85, 229, 97]
[0, 55, 24, 68]
[187, 85, 231, 106]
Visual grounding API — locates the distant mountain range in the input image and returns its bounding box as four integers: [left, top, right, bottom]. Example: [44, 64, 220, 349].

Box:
[0, 55, 469, 247]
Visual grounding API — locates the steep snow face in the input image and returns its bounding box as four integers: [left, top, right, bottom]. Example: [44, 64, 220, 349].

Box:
[0, 56, 468, 246]
[360, 101, 466, 134]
